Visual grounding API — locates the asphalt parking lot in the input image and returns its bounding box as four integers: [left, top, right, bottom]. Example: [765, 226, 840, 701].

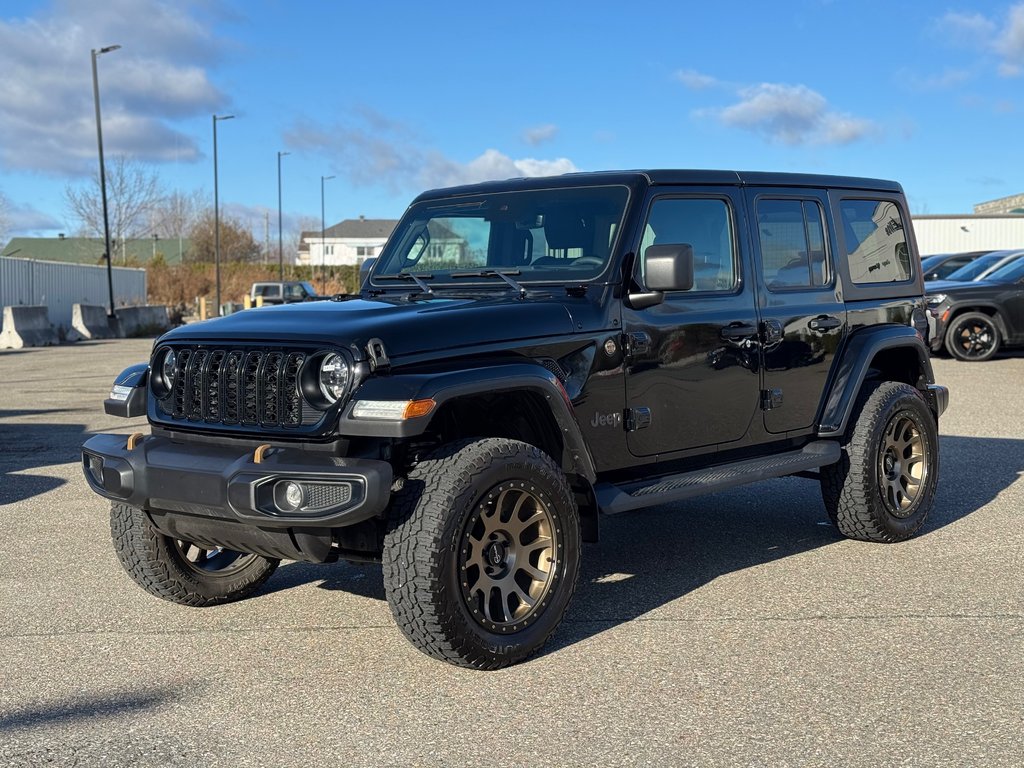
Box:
[1, 339, 1022, 767]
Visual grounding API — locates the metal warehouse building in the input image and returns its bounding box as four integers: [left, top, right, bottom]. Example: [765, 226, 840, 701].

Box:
[911, 214, 1024, 256]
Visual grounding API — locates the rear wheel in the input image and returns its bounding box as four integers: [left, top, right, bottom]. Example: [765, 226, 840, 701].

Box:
[821, 382, 938, 542]
[383, 438, 581, 669]
[110, 502, 278, 606]
[944, 311, 1000, 361]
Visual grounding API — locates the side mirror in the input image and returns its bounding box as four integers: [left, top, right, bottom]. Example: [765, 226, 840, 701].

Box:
[359, 257, 377, 288]
[645, 244, 694, 291]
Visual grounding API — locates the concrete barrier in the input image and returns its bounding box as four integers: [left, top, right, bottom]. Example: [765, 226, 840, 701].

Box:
[67, 303, 121, 342]
[115, 305, 171, 337]
[0, 305, 59, 349]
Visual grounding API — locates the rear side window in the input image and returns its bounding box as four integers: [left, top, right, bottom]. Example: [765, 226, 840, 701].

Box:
[756, 199, 829, 290]
[840, 200, 911, 284]
[639, 198, 737, 291]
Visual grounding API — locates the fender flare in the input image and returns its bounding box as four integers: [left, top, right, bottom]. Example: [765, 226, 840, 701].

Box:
[818, 326, 935, 437]
[338, 363, 597, 483]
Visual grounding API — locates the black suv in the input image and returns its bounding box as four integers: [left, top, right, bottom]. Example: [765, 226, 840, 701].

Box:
[83, 170, 948, 669]
[926, 256, 1024, 360]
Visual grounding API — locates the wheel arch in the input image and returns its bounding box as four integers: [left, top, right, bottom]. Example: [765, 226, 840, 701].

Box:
[818, 325, 937, 438]
[339, 363, 599, 540]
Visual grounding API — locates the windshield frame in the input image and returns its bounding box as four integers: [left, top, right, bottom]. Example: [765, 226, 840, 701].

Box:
[368, 183, 633, 290]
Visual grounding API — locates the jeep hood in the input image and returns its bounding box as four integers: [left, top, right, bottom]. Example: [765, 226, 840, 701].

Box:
[160, 295, 578, 357]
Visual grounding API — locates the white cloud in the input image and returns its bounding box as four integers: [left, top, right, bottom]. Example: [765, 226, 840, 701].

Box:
[286, 111, 579, 193]
[934, 11, 997, 46]
[421, 149, 577, 189]
[522, 124, 559, 146]
[1, 197, 64, 236]
[933, 4, 1024, 77]
[0, 0, 226, 176]
[997, 4, 1024, 69]
[710, 83, 874, 145]
[901, 67, 973, 90]
[674, 69, 721, 90]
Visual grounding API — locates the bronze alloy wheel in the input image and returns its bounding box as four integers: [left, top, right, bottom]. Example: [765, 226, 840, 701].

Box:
[173, 540, 260, 576]
[877, 412, 928, 518]
[458, 482, 560, 632]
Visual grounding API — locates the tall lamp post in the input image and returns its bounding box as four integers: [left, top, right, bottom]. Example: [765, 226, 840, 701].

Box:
[90, 44, 121, 319]
[212, 114, 235, 316]
[277, 151, 290, 281]
[320, 175, 335, 295]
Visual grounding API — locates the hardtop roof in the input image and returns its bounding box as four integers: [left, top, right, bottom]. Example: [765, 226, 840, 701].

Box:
[412, 169, 902, 203]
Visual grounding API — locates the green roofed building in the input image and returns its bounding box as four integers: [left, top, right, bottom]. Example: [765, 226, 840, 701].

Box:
[1, 235, 191, 265]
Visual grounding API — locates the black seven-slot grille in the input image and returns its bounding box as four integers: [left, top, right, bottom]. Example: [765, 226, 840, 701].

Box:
[156, 346, 318, 429]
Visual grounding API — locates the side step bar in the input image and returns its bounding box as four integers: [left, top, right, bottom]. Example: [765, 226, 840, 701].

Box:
[595, 440, 841, 515]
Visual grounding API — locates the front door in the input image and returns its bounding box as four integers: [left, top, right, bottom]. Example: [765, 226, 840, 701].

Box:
[623, 189, 761, 457]
[745, 189, 847, 434]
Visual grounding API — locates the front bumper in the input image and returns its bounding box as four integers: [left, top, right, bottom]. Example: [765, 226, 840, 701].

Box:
[81, 433, 392, 530]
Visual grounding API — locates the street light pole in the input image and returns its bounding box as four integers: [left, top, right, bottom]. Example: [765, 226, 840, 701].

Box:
[90, 44, 121, 319]
[277, 150, 290, 281]
[213, 114, 235, 316]
[320, 175, 335, 295]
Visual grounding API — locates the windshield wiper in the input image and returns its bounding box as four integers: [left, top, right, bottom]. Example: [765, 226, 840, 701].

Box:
[375, 272, 434, 296]
[451, 269, 527, 299]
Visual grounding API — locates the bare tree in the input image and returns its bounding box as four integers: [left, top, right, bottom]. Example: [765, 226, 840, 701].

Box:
[63, 155, 163, 246]
[152, 188, 207, 239]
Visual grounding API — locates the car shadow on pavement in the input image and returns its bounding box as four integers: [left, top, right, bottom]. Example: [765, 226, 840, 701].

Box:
[0, 419, 97, 505]
[0, 688, 177, 732]
[262, 434, 1024, 660]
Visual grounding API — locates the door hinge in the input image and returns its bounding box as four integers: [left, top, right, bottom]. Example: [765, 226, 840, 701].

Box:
[760, 388, 783, 410]
[760, 319, 784, 346]
[624, 331, 650, 357]
[625, 407, 652, 431]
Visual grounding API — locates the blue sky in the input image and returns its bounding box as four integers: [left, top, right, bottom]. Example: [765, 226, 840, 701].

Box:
[1, 0, 1023, 241]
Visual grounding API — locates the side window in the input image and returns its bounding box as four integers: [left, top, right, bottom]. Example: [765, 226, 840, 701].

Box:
[840, 199, 911, 284]
[638, 198, 736, 291]
[756, 198, 830, 290]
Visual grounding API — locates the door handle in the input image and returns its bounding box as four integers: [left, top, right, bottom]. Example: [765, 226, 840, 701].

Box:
[808, 315, 841, 332]
[720, 322, 758, 341]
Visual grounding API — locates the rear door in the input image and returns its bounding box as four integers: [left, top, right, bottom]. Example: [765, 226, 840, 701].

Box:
[745, 188, 847, 435]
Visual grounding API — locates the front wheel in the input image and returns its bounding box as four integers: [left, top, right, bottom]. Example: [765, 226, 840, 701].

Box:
[383, 438, 581, 669]
[110, 503, 279, 606]
[820, 382, 939, 542]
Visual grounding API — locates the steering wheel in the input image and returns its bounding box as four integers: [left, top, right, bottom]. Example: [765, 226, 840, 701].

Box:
[570, 257, 604, 268]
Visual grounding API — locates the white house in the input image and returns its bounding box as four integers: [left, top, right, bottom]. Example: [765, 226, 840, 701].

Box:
[298, 216, 398, 267]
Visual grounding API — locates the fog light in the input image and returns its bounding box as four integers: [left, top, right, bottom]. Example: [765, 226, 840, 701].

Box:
[275, 480, 305, 512]
[85, 454, 104, 486]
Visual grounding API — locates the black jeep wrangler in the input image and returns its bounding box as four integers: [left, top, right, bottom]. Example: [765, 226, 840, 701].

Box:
[83, 170, 948, 669]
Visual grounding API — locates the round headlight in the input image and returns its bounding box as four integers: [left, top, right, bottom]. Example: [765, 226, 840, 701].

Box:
[318, 353, 350, 404]
[162, 348, 177, 387]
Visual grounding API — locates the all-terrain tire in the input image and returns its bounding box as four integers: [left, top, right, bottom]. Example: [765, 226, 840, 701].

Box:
[382, 438, 581, 669]
[820, 382, 938, 542]
[110, 502, 279, 606]
[944, 311, 1001, 362]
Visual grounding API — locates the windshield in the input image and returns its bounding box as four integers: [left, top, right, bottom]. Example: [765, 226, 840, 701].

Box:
[946, 253, 1005, 281]
[985, 257, 1024, 283]
[371, 185, 630, 284]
